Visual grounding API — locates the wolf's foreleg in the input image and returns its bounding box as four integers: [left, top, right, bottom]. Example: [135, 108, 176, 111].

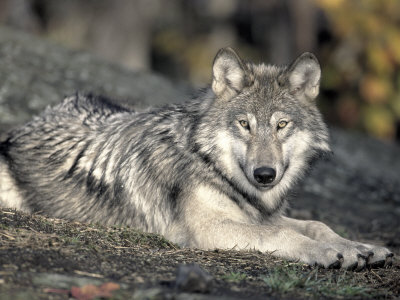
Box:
[189, 219, 348, 268]
[176, 185, 352, 268]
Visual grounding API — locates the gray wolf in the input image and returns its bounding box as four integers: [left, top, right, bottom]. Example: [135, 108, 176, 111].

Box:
[0, 48, 392, 270]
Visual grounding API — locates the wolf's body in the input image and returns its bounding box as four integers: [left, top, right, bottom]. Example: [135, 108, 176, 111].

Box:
[0, 48, 392, 269]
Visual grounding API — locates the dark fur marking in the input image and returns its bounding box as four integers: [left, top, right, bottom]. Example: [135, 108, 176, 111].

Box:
[65, 142, 90, 179]
[168, 184, 181, 209]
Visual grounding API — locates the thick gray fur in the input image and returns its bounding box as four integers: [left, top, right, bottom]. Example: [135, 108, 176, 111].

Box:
[0, 48, 392, 269]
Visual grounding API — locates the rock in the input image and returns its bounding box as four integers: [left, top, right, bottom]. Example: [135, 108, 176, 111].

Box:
[175, 264, 213, 293]
[0, 27, 188, 134]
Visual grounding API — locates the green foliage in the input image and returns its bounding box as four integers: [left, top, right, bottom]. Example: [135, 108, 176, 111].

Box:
[222, 271, 247, 282]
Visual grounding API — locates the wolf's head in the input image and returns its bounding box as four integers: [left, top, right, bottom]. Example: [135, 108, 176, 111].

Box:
[198, 48, 330, 210]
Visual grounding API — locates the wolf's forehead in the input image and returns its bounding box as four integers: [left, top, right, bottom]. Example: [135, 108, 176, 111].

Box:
[244, 63, 288, 103]
[250, 63, 283, 83]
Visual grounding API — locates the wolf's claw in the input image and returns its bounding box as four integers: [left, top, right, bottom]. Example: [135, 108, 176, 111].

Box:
[384, 253, 393, 268]
[366, 251, 374, 260]
[328, 253, 343, 269]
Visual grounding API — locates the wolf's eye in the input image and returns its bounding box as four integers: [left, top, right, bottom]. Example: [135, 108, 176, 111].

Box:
[239, 120, 250, 130]
[277, 120, 288, 129]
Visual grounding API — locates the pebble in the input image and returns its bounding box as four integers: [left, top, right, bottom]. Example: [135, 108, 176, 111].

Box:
[175, 263, 213, 293]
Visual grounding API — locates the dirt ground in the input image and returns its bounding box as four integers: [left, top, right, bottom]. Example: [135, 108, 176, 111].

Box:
[0, 207, 399, 300]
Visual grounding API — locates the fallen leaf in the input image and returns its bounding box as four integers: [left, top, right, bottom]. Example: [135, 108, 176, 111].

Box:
[70, 282, 120, 300]
[100, 282, 120, 293]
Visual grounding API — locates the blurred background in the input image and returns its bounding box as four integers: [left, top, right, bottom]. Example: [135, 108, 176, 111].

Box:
[0, 0, 399, 142]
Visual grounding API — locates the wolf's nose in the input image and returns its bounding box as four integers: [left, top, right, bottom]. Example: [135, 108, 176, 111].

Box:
[254, 167, 276, 184]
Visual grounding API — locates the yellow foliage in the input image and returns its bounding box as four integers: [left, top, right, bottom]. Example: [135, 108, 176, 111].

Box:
[362, 105, 395, 139]
[386, 28, 400, 63]
[314, 0, 400, 140]
[366, 42, 393, 75]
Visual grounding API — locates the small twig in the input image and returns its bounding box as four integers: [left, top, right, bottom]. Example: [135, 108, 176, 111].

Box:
[74, 270, 104, 278]
[370, 269, 383, 282]
[1, 211, 15, 215]
[0, 232, 15, 240]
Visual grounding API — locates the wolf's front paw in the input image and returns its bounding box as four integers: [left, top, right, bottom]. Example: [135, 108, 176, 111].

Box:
[302, 243, 393, 270]
[332, 242, 393, 271]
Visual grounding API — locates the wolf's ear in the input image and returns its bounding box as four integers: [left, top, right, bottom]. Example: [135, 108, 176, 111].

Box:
[283, 52, 321, 101]
[212, 47, 250, 100]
